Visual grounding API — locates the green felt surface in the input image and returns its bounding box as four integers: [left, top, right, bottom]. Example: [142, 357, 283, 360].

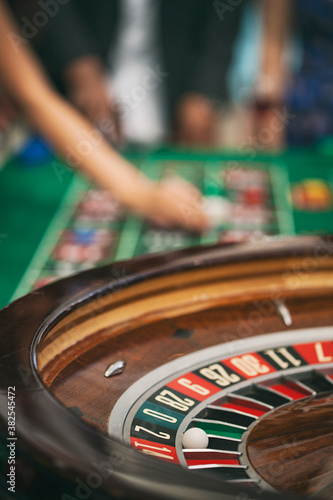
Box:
[0, 147, 332, 309]
[0, 156, 73, 308]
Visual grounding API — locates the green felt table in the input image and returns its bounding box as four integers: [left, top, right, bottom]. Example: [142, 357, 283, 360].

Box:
[0, 147, 332, 310]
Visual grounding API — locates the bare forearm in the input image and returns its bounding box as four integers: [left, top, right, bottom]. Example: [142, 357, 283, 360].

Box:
[259, 0, 291, 97]
[27, 89, 153, 207]
[0, 1, 208, 231]
[0, 1, 152, 207]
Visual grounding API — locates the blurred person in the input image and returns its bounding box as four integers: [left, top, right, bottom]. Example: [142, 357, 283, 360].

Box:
[0, 0, 208, 231]
[7, 0, 245, 148]
[255, 0, 333, 149]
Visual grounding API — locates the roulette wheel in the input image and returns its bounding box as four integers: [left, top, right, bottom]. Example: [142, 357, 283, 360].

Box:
[0, 235, 333, 499]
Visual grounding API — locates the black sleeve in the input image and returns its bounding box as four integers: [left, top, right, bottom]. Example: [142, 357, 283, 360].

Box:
[6, 0, 102, 91]
[34, 1, 101, 89]
[184, 1, 246, 103]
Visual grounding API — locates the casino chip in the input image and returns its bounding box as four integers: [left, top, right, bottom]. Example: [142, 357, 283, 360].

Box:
[291, 179, 332, 211]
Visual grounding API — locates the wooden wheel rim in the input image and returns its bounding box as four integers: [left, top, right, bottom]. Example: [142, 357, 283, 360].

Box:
[1, 235, 333, 500]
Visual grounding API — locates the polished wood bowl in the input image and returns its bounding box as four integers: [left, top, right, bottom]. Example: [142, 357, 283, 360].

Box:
[0, 236, 333, 499]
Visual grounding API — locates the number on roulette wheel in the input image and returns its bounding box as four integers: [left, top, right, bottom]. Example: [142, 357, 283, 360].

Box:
[0, 236, 333, 499]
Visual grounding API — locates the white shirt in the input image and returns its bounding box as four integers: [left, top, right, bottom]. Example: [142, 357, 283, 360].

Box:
[110, 0, 167, 146]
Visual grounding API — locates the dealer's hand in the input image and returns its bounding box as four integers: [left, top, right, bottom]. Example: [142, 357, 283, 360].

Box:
[175, 93, 217, 148]
[133, 176, 209, 232]
[64, 57, 122, 144]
